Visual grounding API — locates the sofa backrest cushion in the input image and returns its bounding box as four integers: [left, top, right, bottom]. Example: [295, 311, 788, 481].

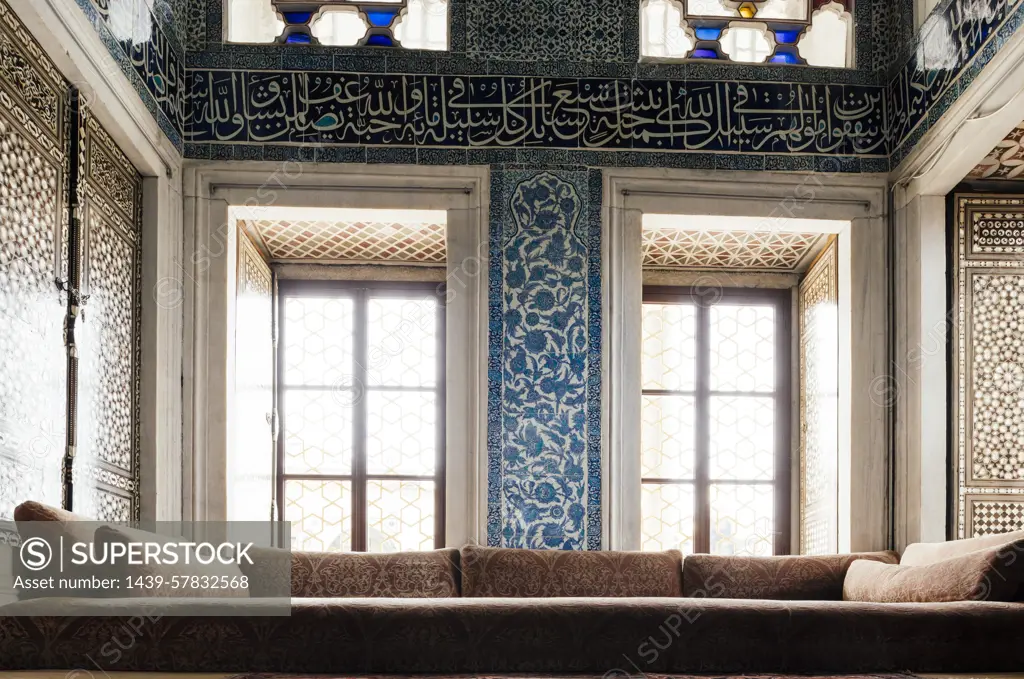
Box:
[460, 545, 683, 597]
[94, 524, 249, 598]
[901, 530, 1024, 566]
[241, 548, 461, 598]
[681, 551, 900, 600]
[844, 540, 1024, 602]
[13, 501, 101, 599]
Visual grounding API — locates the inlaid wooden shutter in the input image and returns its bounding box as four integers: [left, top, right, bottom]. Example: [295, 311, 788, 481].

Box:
[0, 0, 70, 536]
[953, 195, 1024, 538]
[71, 109, 143, 522]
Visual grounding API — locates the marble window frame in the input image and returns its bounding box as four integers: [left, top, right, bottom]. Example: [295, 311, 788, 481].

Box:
[182, 162, 489, 547]
[603, 167, 890, 553]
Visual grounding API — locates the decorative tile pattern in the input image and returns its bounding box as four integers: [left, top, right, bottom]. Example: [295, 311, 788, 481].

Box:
[488, 170, 602, 550]
[642, 228, 824, 271]
[954, 195, 1024, 538]
[969, 122, 1024, 181]
[0, 0, 69, 524]
[74, 110, 142, 522]
[186, 72, 887, 156]
[250, 218, 447, 263]
[969, 209, 1024, 254]
[466, 0, 625, 61]
[798, 238, 839, 555]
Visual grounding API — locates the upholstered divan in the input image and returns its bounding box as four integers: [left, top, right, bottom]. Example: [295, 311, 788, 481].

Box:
[3, 502, 1024, 675]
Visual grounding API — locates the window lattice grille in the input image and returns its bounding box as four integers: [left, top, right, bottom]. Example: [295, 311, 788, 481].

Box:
[251, 219, 447, 264]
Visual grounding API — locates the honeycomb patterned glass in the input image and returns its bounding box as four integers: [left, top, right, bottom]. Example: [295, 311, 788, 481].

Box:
[641, 483, 695, 553]
[283, 297, 354, 387]
[710, 483, 774, 556]
[367, 391, 436, 475]
[641, 395, 695, 479]
[283, 390, 354, 474]
[642, 303, 696, 391]
[710, 305, 775, 392]
[367, 297, 438, 387]
[709, 396, 775, 480]
[279, 284, 443, 552]
[367, 479, 435, 552]
[642, 291, 785, 556]
[285, 479, 353, 552]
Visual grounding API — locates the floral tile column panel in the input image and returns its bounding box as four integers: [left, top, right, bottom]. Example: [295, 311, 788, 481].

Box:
[953, 195, 1024, 538]
[488, 170, 602, 550]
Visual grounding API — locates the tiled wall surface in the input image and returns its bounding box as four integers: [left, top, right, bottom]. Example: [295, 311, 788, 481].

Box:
[488, 168, 602, 549]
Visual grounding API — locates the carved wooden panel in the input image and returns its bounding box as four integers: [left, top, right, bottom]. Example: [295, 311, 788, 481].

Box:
[798, 238, 838, 554]
[74, 110, 141, 522]
[0, 0, 69, 534]
[954, 195, 1024, 537]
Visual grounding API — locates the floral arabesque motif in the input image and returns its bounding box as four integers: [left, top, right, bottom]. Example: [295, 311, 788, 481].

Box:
[498, 172, 591, 550]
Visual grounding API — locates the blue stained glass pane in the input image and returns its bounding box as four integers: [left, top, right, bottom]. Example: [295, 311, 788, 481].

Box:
[282, 11, 313, 24]
[285, 32, 312, 44]
[770, 52, 799, 64]
[366, 34, 394, 46]
[692, 48, 718, 59]
[774, 29, 801, 43]
[366, 9, 399, 27]
[694, 27, 721, 40]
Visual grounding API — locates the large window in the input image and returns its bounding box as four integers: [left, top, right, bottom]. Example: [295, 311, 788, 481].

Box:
[277, 280, 445, 552]
[640, 287, 791, 556]
[640, 0, 854, 67]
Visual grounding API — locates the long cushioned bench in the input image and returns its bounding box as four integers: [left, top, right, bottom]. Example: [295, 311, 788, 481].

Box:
[3, 501, 1024, 674]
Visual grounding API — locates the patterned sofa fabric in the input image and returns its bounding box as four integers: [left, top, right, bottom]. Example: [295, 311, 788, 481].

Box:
[682, 551, 900, 600]
[2, 597, 1024, 673]
[459, 545, 682, 597]
[845, 540, 1024, 603]
[240, 547, 461, 598]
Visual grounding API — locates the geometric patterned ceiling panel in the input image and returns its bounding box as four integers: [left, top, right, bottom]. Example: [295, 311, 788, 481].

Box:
[249, 218, 446, 263]
[642, 228, 824, 272]
[969, 122, 1024, 181]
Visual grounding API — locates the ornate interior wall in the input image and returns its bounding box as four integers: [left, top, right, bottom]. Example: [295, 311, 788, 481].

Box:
[51, 0, 1024, 545]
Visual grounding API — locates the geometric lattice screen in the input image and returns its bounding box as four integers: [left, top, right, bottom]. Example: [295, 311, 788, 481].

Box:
[642, 227, 824, 272]
[0, 0, 141, 527]
[798, 238, 839, 555]
[953, 195, 1024, 538]
[249, 217, 446, 264]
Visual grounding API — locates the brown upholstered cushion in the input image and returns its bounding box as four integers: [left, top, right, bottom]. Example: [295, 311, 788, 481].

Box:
[13, 500, 89, 524]
[13, 501, 100, 599]
[844, 540, 1024, 602]
[241, 547, 461, 597]
[94, 525, 249, 598]
[681, 551, 899, 600]
[901, 530, 1024, 566]
[460, 544, 682, 597]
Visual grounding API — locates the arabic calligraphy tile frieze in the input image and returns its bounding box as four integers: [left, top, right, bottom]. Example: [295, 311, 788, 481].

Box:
[185, 70, 889, 156]
[74, 0, 185, 146]
[887, 0, 1024, 162]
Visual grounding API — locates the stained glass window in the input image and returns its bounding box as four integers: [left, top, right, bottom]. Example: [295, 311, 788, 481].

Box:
[640, 287, 791, 556]
[641, 0, 854, 67]
[227, 0, 448, 49]
[279, 281, 445, 552]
